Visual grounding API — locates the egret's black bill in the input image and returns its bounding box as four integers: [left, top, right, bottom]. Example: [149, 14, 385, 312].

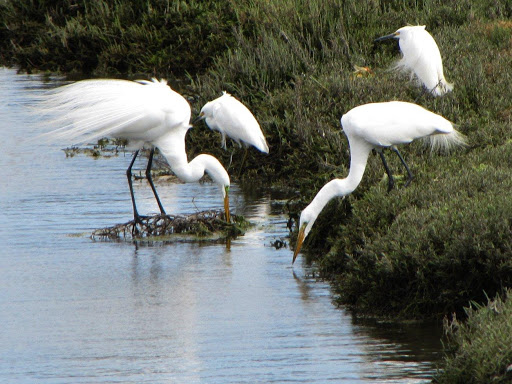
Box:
[374, 33, 397, 42]
[192, 115, 204, 124]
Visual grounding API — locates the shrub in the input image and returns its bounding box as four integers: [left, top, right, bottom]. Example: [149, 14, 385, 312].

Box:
[0, 0, 237, 75]
[434, 290, 512, 383]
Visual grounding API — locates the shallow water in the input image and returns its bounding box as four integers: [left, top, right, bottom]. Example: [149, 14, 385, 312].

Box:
[1, 67, 443, 383]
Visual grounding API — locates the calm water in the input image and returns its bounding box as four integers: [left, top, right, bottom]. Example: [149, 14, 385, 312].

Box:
[1, 67, 442, 383]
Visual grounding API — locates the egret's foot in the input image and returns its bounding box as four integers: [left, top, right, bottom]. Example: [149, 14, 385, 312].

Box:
[132, 214, 150, 236]
[387, 178, 395, 192]
[404, 175, 414, 188]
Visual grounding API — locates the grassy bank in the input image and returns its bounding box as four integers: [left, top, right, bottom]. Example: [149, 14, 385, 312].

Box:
[2, 0, 512, 323]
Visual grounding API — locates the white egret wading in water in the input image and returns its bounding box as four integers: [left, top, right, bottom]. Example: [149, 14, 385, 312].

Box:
[293, 101, 466, 263]
[375, 25, 453, 96]
[194, 92, 269, 172]
[39, 79, 231, 223]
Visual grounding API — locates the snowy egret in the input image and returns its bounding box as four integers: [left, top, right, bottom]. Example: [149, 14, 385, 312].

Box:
[195, 92, 269, 153]
[292, 101, 466, 263]
[375, 25, 453, 96]
[39, 78, 231, 223]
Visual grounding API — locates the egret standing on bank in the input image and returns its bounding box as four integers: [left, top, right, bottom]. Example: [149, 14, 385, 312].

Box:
[375, 25, 453, 96]
[39, 78, 231, 223]
[194, 92, 269, 172]
[293, 101, 466, 263]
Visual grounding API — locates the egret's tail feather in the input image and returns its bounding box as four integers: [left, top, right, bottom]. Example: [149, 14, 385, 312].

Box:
[428, 129, 467, 153]
[31, 78, 174, 146]
[257, 138, 270, 154]
[34, 102, 144, 145]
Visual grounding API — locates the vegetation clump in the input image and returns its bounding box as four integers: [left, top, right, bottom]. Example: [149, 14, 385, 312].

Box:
[91, 210, 246, 241]
[62, 138, 127, 158]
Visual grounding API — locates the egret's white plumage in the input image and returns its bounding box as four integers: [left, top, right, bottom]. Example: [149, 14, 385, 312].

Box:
[38, 78, 231, 222]
[196, 92, 269, 153]
[376, 25, 453, 96]
[293, 101, 466, 263]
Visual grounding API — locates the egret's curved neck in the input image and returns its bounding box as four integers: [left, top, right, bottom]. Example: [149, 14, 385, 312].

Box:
[153, 129, 188, 166]
[184, 154, 229, 185]
[153, 130, 229, 189]
[307, 140, 372, 223]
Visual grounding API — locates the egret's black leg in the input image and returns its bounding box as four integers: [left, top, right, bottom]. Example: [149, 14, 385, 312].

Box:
[377, 149, 395, 192]
[415, 79, 443, 102]
[427, 79, 444, 96]
[237, 147, 249, 179]
[392, 146, 414, 187]
[127, 150, 142, 222]
[145, 148, 166, 215]
[228, 149, 234, 169]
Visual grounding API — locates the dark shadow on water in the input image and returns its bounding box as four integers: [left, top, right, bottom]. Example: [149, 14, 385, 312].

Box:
[351, 315, 444, 365]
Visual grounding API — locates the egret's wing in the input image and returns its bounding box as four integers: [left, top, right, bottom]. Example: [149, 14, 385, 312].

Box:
[421, 32, 453, 95]
[343, 101, 454, 147]
[214, 95, 269, 153]
[37, 79, 191, 145]
[208, 102, 223, 132]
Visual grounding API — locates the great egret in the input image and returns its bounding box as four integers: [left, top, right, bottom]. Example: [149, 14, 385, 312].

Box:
[195, 92, 269, 153]
[375, 25, 453, 96]
[292, 101, 466, 263]
[39, 78, 231, 223]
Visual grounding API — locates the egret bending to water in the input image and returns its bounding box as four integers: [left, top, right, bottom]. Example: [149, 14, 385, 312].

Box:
[375, 26, 453, 96]
[39, 79, 230, 223]
[292, 101, 466, 263]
